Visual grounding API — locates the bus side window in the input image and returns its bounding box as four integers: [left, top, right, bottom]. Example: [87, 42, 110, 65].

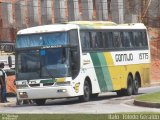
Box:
[103, 32, 113, 49]
[133, 32, 139, 47]
[113, 32, 122, 48]
[121, 31, 133, 48]
[142, 31, 148, 47]
[133, 31, 142, 48]
[96, 32, 103, 48]
[80, 32, 86, 49]
[91, 31, 97, 49]
[129, 32, 134, 47]
[80, 31, 91, 50]
[138, 32, 143, 47]
[69, 29, 79, 46]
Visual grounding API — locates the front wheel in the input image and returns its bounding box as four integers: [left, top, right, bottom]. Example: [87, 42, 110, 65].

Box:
[79, 80, 91, 102]
[35, 99, 46, 106]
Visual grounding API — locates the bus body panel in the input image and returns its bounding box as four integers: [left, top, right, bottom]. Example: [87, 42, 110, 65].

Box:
[82, 50, 150, 93]
[81, 53, 101, 93]
[17, 86, 76, 100]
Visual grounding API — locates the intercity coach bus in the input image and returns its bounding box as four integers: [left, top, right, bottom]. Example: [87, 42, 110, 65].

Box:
[15, 21, 150, 105]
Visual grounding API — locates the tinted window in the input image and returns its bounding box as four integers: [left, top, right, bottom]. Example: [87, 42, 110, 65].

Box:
[80, 30, 148, 51]
[121, 32, 133, 48]
[113, 32, 122, 48]
[141, 31, 148, 47]
[133, 31, 148, 48]
[103, 32, 113, 49]
[91, 32, 97, 48]
[80, 31, 91, 49]
[96, 32, 103, 48]
[69, 29, 79, 46]
[134, 32, 143, 47]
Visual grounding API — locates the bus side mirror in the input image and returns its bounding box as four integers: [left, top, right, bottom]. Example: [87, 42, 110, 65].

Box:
[8, 55, 12, 68]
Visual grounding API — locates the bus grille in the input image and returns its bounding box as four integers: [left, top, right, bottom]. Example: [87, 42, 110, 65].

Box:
[29, 83, 54, 87]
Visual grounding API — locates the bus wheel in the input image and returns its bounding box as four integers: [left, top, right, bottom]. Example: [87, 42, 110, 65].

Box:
[79, 80, 91, 102]
[35, 99, 46, 106]
[125, 75, 133, 96]
[132, 76, 139, 95]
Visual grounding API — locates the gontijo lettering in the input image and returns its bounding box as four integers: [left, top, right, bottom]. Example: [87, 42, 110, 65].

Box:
[115, 53, 133, 62]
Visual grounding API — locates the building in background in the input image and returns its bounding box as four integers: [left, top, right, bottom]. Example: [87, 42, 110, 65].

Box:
[0, 0, 160, 43]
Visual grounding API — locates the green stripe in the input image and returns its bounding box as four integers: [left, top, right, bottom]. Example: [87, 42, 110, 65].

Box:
[98, 53, 113, 91]
[90, 52, 113, 92]
[90, 53, 107, 92]
[40, 79, 55, 84]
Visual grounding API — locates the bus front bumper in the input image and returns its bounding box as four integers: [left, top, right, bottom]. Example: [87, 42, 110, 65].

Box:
[16, 86, 77, 100]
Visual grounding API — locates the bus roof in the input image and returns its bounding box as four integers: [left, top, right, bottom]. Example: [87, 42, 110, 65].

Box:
[68, 21, 146, 30]
[17, 21, 147, 35]
[68, 21, 117, 26]
[17, 24, 79, 35]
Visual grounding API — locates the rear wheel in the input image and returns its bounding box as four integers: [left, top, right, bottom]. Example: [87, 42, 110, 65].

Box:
[132, 75, 139, 95]
[35, 99, 46, 106]
[79, 80, 91, 102]
[124, 75, 133, 96]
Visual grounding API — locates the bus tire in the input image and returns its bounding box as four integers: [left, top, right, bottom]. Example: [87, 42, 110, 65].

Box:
[132, 75, 139, 95]
[79, 80, 91, 102]
[35, 99, 46, 106]
[125, 75, 133, 96]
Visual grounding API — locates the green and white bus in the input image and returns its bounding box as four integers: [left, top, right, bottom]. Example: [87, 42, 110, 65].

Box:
[15, 21, 150, 105]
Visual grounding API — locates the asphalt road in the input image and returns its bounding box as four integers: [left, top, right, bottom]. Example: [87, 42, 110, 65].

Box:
[0, 86, 160, 114]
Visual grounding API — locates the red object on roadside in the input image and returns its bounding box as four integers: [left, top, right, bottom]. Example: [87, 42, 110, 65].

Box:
[6, 75, 16, 94]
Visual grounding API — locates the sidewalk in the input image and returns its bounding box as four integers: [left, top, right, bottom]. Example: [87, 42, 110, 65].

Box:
[0, 97, 16, 107]
[150, 81, 160, 86]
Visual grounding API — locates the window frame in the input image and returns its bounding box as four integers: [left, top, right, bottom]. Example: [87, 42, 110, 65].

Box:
[80, 29, 148, 52]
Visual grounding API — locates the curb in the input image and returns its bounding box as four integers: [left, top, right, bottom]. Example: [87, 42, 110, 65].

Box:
[134, 99, 160, 108]
[0, 102, 16, 107]
[150, 82, 160, 86]
[0, 97, 16, 107]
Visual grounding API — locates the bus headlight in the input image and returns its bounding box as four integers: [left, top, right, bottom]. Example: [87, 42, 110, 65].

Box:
[57, 89, 67, 93]
[19, 92, 28, 98]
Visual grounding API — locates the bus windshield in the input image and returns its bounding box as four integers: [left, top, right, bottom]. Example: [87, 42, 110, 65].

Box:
[17, 47, 70, 80]
[16, 29, 80, 80]
[16, 32, 68, 48]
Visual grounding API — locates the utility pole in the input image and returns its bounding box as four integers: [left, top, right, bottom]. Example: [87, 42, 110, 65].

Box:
[0, 1, 2, 41]
[141, 0, 152, 25]
[107, 0, 112, 21]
